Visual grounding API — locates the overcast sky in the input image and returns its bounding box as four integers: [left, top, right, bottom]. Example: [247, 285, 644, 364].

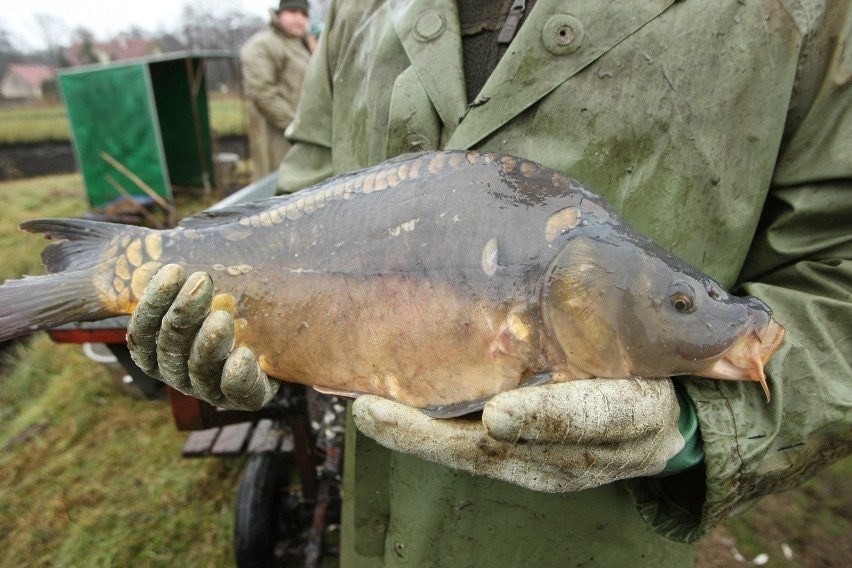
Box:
[0, 0, 278, 51]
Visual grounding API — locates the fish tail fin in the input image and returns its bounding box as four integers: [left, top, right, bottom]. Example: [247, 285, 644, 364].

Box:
[0, 271, 113, 341]
[0, 218, 163, 342]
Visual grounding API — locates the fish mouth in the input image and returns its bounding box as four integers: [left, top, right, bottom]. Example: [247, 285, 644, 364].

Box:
[699, 317, 786, 401]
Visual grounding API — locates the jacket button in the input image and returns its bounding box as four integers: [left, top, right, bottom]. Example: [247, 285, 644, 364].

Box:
[543, 14, 584, 55]
[414, 11, 446, 42]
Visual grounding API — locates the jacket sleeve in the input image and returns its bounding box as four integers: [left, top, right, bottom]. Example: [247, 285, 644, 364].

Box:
[627, 2, 852, 543]
[241, 34, 299, 131]
[275, 5, 339, 193]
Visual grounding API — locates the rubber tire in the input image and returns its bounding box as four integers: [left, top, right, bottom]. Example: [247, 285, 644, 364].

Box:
[234, 451, 289, 568]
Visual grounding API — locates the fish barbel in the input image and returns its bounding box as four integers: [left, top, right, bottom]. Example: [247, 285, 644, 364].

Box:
[0, 151, 785, 416]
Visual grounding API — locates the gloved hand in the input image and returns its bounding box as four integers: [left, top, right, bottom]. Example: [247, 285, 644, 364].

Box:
[353, 378, 700, 493]
[126, 264, 278, 410]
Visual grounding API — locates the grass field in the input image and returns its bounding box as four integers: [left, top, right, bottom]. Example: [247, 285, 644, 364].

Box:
[0, 174, 849, 567]
[0, 174, 244, 566]
[0, 95, 247, 145]
[0, 104, 71, 145]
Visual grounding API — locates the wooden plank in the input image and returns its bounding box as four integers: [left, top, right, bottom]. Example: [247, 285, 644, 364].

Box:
[182, 428, 220, 457]
[210, 422, 253, 455]
[247, 419, 283, 454]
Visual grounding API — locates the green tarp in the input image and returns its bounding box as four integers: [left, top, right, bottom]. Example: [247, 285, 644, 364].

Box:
[59, 54, 225, 209]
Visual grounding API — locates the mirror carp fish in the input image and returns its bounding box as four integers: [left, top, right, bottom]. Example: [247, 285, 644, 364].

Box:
[0, 151, 785, 417]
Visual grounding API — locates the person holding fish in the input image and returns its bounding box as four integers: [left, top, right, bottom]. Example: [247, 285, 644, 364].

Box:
[1, 1, 848, 566]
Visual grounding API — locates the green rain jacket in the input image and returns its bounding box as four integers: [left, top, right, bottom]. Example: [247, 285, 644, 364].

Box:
[240, 11, 311, 179]
[277, 0, 852, 565]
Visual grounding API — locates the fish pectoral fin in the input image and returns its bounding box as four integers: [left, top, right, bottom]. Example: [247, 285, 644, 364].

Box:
[421, 396, 491, 418]
[520, 373, 553, 388]
[549, 368, 593, 382]
[313, 385, 365, 400]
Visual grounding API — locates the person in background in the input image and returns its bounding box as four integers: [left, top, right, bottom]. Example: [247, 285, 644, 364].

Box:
[306, 20, 324, 53]
[240, 0, 312, 180]
[131, 1, 851, 566]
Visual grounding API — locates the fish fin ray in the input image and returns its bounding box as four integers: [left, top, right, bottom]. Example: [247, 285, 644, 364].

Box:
[382, 151, 433, 164]
[313, 385, 364, 399]
[178, 196, 290, 229]
[21, 218, 134, 272]
[520, 373, 553, 388]
[0, 271, 112, 341]
[420, 397, 491, 418]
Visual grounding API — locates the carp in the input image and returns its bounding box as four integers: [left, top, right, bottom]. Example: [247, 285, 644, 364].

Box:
[0, 151, 784, 416]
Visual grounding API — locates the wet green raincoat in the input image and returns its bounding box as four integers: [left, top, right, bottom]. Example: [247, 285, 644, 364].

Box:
[277, 0, 852, 565]
[240, 11, 311, 179]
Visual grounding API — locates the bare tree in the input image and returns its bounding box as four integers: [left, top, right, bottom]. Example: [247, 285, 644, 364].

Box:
[177, 0, 264, 90]
[122, 26, 150, 41]
[178, 1, 263, 52]
[33, 14, 68, 67]
[70, 27, 99, 65]
[0, 26, 23, 81]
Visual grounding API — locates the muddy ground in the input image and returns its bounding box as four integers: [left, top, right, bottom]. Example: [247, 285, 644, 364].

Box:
[0, 136, 248, 180]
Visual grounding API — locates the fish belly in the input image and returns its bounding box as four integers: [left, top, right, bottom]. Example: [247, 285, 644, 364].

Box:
[224, 270, 542, 409]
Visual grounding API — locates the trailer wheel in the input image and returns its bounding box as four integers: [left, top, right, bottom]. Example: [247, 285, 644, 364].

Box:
[235, 451, 290, 568]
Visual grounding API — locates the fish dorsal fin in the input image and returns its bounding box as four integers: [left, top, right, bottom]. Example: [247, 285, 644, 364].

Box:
[182, 153, 434, 224]
[180, 152, 489, 231]
[382, 150, 433, 164]
[178, 196, 292, 229]
[213, 153, 479, 230]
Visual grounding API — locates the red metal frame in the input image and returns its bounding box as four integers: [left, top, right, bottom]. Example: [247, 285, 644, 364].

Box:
[49, 328, 127, 344]
[48, 324, 271, 432]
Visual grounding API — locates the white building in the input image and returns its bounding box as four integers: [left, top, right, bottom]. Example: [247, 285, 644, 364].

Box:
[0, 64, 56, 100]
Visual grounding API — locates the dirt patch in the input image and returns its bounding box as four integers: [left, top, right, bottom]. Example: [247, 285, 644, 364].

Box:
[0, 141, 76, 179]
[696, 457, 852, 567]
[0, 136, 248, 180]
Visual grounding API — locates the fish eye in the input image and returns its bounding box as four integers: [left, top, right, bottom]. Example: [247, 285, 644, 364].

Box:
[668, 280, 697, 314]
[671, 293, 695, 313]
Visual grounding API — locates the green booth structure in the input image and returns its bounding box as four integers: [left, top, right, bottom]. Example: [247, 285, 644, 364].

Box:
[58, 51, 236, 212]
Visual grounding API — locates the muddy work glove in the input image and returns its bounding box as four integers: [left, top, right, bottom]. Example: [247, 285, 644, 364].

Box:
[353, 378, 702, 492]
[127, 264, 278, 410]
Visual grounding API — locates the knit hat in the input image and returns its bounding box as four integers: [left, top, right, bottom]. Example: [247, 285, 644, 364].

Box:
[276, 0, 309, 14]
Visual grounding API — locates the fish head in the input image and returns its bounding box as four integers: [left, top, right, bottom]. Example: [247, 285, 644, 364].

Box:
[541, 227, 785, 398]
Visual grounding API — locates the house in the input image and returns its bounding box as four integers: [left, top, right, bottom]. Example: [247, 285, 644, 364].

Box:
[63, 37, 163, 67]
[0, 64, 56, 100]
